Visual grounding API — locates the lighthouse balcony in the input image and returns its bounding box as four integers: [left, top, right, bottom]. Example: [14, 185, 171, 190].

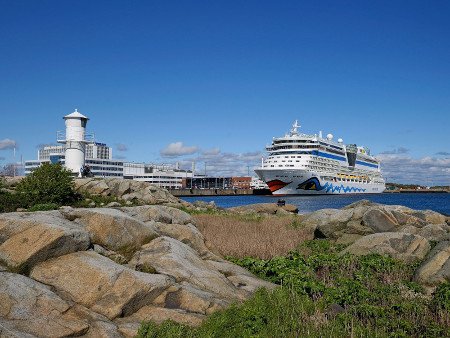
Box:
[57, 131, 95, 143]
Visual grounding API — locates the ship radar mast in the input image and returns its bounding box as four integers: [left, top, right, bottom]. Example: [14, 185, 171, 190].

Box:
[290, 120, 301, 136]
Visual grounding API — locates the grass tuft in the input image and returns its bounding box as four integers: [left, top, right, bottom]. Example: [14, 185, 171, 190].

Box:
[194, 213, 312, 259]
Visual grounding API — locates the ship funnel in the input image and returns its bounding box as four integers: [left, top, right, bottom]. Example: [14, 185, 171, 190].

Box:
[346, 144, 357, 167]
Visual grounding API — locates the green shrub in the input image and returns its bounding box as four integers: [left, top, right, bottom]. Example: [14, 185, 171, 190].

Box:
[433, 281, 450, 311]
[16, 163, 80, 207]
[0, 191, 26, 213]
[27, 203, 60, 212]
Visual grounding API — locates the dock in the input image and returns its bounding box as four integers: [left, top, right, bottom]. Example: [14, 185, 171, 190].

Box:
[168, 188, 271, 197]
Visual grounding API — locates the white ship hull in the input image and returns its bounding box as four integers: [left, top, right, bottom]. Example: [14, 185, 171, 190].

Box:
[255, 169, 385, 195]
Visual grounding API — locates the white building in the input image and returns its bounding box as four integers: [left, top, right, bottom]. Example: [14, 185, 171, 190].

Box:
[25, 143, 123, 177]
[123, 162, 193, 189]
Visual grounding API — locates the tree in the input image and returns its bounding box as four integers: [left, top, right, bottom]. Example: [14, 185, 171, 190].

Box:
[16, 163, 80, 206]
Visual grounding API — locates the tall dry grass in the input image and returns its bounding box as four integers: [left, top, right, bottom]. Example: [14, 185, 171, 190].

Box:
[194, 213, 313, 259]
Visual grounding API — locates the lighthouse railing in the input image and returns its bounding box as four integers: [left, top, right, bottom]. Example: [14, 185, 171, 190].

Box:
[56, 131, 95, 143]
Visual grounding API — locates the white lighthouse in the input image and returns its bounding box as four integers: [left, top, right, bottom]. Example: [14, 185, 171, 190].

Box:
[57, 109, 93, 175]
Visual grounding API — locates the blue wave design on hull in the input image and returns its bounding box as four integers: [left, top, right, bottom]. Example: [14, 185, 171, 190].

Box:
[297, 177, 366, 193]
[321, 182, 366, 193]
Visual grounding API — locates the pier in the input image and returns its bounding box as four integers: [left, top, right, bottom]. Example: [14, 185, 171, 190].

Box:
[168, 188, 271, 197]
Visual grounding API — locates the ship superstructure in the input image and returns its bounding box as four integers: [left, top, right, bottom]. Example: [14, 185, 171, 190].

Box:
[254, 121, 385, 195]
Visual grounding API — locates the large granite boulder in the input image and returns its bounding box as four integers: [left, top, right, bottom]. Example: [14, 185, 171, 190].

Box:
[414, 241, 450, 286]
[341, 232, 431, 263]
[0, 212, 90, 273]
[120, 205, 193, 225]
[129, 236, 247, 301]
[0, 272, 89, 337]
[30, 251, 173, 320]
[60, 207, 159, 258]
[75, 178, 180, 204]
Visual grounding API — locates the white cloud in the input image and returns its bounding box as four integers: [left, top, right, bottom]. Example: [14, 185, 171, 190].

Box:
[380, 147, 409, 155]
[378, 154, 450, 186]
[160, 142, 199, 157]
[201, 148, 221, 156]
[0, 139, 16, 150]
[176, 150, 264, 176]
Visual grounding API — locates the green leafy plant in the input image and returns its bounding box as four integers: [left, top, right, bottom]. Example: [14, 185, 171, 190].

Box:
[27, 203, 60, 212]
[0, 191, 27, 213]
[433, 281, 450, 311]
[16, 163, 80, 207]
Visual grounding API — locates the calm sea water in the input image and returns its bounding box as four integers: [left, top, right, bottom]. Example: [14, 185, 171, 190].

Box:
[181, 193, 450, 215]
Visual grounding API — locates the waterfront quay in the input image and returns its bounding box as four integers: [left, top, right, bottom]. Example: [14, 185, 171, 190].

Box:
[169, 188, 271, 197]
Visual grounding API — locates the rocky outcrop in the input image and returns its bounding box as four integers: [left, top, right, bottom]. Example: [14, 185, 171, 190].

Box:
[300, 200, 449, 282]
[0, 211, 90, 273]
[341, 232, 431, 263]
[228, 203, 298, 215]
[128, 236, 248, 300]
[0, 272, 91, 337]
[0, 205, 275, 337]
[74, 178, 180, 205]
[60, 207, 159, 258]
[305, 200, 448, 245]
[30, 251, 173, 320]
[414, 241, 450, 286]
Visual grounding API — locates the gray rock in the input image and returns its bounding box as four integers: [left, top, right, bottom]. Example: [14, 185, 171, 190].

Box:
[411, 210, 447, 225]
[416, 224, 448, 242]
[128, 236, 250, 301]
[60, 207, 159, 258]
[30, 251, 173, 320]
[74, 178, 180, 205]
[120, 205, 194, 225]
[341, 232, 430, 263]
[106, 201, 121, 207]
[0, 272, 89, 337]
[414, 241, 450, 286]
[153, 222, 214, 258]
[362, 208, 398, 232]
[0, 212, 90, 273]
[335, 233, 363, 245]
[306, 209, 354, 239]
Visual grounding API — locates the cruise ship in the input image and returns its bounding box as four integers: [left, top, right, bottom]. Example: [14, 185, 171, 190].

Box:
[254, 121, 385, 195]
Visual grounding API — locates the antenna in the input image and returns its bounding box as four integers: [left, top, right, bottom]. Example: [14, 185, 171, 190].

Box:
[290, 120, 301, 135]
[13, 146, 16, 177]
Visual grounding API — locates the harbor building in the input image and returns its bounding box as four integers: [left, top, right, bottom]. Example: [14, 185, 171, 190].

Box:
[123, 162, 193, 189]
[25, 143, 124, 177]
[182, 176, 252, 189]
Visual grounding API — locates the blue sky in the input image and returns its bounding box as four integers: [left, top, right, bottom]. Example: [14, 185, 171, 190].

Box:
[1, 1, 449, 184]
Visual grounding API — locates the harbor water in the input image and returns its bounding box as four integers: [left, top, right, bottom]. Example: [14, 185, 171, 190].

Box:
[181, 193, 450, 215]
